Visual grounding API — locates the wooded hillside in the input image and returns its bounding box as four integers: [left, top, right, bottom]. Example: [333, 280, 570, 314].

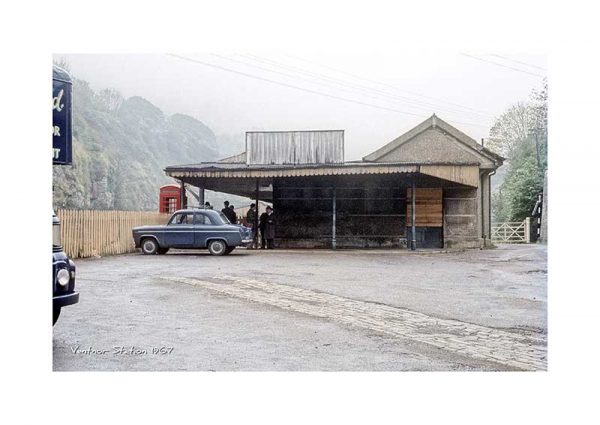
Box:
[53, 77, 226, 211]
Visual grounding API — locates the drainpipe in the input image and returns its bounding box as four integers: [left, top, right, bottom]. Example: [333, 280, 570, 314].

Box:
[480, 171, 485, 239]
[411, 178, 416, 251]
[488, 169, 496, 245]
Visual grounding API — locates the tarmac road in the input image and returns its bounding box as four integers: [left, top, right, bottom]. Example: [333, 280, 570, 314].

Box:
[53, 244, 547, 371]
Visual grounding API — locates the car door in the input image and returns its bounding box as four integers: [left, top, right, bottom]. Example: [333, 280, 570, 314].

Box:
[193, 212, 213, 247]
[164, 212, 195, 248]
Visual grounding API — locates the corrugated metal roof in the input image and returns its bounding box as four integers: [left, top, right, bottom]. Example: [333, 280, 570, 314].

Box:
[166, 160, 478, 171]
[246, 130, 344, 165]
[166, 162, 417, 179]
[165, 162, 482, 186]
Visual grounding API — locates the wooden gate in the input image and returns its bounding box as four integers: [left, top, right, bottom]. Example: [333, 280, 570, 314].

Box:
[491, 218, 531, 243]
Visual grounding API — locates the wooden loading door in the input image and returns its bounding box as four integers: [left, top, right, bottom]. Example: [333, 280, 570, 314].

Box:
[407, 188, 443, 248]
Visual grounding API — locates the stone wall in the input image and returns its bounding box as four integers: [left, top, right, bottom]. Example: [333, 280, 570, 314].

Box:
[443, 187, 481, 249]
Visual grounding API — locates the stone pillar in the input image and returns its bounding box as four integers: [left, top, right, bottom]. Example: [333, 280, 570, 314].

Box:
[525, 217, 531, 243]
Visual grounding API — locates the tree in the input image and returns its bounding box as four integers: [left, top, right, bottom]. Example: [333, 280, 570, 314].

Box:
[492, 190, 508, 222]
[499, 141, 545, 220]
[490, 80, 548, 221]
[529, 80, 548, 170]
[487, 102, 536, 159]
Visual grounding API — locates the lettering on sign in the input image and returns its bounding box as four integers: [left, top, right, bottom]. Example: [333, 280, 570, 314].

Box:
[53, 89, 64, 112]
[52, 71, 72, 164]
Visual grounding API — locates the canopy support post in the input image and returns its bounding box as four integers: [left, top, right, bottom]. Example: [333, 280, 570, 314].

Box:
[254, 178, 260, 248]
[198, 186, 205, 207]
[332, 184, 337, 250]
[180, 180, 187, 209]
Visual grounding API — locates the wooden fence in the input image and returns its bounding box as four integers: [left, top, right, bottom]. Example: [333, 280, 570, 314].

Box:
[491, 218, 531, 243]
[56, 210, 170, 259]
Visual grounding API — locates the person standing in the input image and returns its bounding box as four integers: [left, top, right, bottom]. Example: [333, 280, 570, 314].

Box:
[264, 206, 276, 249]
[246, 203, 258, 248]
[221, 201, 230, 216]
[258, 208, 269, 249]
[204, 201, 213, 209]
[229, 205, 238, 224]
[221, 200, 235, 223]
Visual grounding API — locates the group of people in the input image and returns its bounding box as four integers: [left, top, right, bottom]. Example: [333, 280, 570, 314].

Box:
[202, 200, 276, 249]
[220, 200, 238, 224]
[244, 203, 276, 249]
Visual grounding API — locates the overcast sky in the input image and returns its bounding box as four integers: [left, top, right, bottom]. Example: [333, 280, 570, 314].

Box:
[59, 51, 546, 161]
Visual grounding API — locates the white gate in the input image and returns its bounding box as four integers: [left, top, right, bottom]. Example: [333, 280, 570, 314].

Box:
[491, 218, 531, 243]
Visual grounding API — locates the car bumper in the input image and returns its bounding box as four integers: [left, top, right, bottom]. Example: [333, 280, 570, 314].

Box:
[53, 292, 79, 309]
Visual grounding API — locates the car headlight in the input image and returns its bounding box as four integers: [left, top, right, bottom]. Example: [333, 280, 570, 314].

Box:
[57, 268, 70, 287]
[68, 260, 76, 279]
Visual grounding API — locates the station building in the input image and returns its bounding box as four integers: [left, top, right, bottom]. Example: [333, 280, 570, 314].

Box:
[165, 115, 503, 249]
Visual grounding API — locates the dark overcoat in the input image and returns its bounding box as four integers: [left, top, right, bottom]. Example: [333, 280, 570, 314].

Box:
[264, 213, 276, 239]
[259, 212, 268, 231]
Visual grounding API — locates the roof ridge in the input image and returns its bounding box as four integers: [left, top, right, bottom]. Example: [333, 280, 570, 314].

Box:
[363, 114, 504, 164]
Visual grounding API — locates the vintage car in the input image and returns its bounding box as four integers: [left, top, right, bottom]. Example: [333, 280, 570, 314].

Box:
[132, 209, 252, 256]
[53, 212, 79, 325]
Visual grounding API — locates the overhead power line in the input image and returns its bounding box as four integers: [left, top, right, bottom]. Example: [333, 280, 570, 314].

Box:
[460, 53, 545, 77]
[166, 53, 490, 129]
[234, 53, 494, 120]
[215, 53, 492, 122]
[489, 54, 546, 71]
[282, 53, 496, 117]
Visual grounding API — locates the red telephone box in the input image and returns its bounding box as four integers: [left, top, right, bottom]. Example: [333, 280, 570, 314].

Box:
[159, 184, 181, 214]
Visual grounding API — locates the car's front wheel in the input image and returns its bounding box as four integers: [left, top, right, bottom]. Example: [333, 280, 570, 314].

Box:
[208, 240, 227, 256]
[141, 238, 158, 255]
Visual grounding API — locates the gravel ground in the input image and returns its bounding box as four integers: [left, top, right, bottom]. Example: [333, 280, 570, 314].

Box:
[53, 244, 547, 371]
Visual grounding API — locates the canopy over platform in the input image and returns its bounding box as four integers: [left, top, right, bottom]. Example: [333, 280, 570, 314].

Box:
[163, 116, 504, 249]
[165, 162, 483, 201]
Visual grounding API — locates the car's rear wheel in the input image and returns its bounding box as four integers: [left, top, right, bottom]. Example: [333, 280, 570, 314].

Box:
[157, 247, 169, 255]
[224, 246, 235, 255]
[208, 240, 227, 256]
[53, 307, 61, 325]
[141, 238, 158, 255]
